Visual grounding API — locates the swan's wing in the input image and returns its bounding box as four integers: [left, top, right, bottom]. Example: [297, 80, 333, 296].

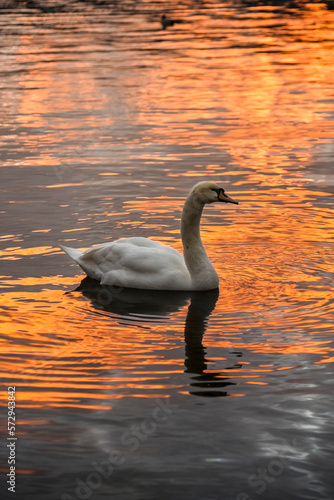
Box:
[74, 237, 191, 290]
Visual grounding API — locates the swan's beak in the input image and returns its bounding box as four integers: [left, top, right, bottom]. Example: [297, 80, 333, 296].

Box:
[218, 190, 239, 204]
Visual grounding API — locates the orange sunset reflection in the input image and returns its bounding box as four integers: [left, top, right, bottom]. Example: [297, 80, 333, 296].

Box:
[0, 0, 334, 411]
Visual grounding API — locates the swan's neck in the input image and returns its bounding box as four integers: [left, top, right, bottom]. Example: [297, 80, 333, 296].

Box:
[181, 195, 219, 290]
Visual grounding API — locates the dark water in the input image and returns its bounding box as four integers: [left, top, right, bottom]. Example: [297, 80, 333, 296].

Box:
[1, 1, 334, 499]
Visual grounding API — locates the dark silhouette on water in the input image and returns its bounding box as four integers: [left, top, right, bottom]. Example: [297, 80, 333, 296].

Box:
[160, 13, 184, 30]
[161, 14, 174, 29]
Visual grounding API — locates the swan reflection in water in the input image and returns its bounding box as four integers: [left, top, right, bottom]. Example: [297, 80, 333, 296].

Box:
[74, 277, 240, 397]
[184, 290, 238, 397]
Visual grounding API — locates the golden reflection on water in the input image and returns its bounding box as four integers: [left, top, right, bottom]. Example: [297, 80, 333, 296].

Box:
[1, 236, 334, 408]
[2, 195, 334, 407]
[0, 1, 334, 411]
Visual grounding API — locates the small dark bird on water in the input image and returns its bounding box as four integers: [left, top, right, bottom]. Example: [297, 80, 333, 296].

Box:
[161, 14, 175, 30]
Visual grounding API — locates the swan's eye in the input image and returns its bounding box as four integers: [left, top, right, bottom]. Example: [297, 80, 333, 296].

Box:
[211, 188, 224, 195]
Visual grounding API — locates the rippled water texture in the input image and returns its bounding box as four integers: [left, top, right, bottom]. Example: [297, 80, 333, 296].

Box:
[1, 1, 334, 499]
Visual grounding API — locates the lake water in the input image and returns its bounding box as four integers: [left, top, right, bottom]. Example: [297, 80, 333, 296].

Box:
[1, 1, 334, 499]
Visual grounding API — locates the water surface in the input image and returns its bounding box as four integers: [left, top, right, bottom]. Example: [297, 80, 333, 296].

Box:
[1, 1, 334, 499]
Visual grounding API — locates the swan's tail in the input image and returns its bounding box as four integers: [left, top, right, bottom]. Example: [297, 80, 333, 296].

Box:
[59, 244, 83, 265]
[60, 244, 103, 282]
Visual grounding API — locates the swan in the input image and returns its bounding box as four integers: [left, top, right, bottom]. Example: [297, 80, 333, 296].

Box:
[59, 181, 238, 291]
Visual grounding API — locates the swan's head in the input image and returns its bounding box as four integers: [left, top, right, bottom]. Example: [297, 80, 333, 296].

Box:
[190, 181, 239, 205]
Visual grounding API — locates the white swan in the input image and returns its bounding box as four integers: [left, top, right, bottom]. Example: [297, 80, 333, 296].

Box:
[60, 181, 238, 291]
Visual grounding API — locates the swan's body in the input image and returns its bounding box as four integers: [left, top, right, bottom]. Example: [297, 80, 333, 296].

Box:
[60, 181, 238, 291]
[61, 237, 192, 290]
